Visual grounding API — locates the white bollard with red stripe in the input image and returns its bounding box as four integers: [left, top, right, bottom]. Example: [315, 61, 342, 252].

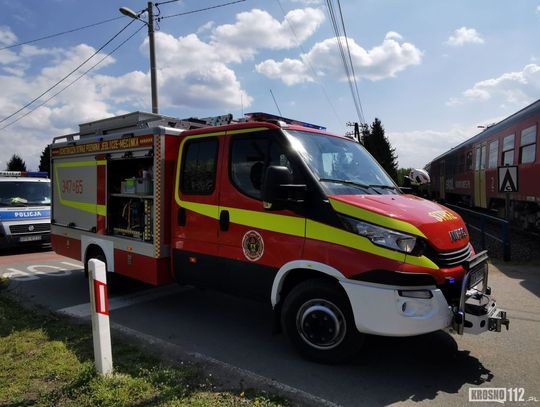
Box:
[88, 259, 113, 375]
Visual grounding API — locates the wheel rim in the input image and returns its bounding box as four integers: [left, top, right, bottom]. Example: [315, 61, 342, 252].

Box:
[296, 298, 346, 350]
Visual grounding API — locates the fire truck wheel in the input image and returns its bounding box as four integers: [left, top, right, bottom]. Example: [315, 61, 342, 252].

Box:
[281, 278, 364, 364]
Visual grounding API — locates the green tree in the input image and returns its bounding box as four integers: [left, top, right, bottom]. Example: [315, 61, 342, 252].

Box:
[359, 122, 370, 148]
[39, 145, 51, 176]
[362, 118, 398, 182]
[397, 167, 413, 187]
[6, 154, 27, 171]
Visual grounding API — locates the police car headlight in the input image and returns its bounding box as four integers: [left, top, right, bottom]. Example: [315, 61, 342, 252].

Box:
[339, 215, 418, 254]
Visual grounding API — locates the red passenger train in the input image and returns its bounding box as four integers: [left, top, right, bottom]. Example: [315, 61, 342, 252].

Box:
[427, 99, 540, 229]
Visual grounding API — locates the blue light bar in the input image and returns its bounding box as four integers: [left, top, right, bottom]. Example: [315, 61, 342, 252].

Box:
[0, 171, 48, 178]
[245, 112, 326, 130]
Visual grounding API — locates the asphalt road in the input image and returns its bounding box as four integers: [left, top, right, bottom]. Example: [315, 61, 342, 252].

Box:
[1, 246, 539, 406]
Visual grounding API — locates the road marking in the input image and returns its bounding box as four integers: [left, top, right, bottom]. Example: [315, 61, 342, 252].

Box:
[27, 264, 71, 277]
[60, 261, 83, 268]
[4, 267, 39, 281]
[58, 284, 188, 317]
[1, 261, 82, 281]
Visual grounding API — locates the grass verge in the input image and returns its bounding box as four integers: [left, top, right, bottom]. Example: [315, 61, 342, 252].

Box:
[0, 283, 286, 407]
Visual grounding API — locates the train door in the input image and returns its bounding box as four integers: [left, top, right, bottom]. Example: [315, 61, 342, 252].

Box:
[439, 160, 445, 200]
[473, 143, 487, 208]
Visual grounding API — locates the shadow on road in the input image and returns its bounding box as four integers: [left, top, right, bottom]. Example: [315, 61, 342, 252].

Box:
[335, 332, 493, 404]
[0, 244, 52, 256]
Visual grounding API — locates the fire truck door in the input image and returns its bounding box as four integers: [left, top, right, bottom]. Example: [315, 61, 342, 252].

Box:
[173, 135, 223, 286]
[217, 129, 306, 301]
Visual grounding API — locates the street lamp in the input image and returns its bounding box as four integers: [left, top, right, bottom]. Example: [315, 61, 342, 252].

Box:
[120, 2, 159, 114]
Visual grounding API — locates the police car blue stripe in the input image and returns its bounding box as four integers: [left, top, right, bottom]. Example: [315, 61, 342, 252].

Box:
[0, 209, 51, 220]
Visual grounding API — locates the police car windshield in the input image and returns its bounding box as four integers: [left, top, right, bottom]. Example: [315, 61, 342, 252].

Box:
[284, 130, 398, 195]
[0, 181, 51, 206]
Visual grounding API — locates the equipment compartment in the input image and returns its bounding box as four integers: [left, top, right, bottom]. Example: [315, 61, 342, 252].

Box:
[107, 155, 154, 242]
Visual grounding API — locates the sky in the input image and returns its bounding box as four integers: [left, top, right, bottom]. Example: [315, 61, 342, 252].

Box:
[0, 0, 539, 171]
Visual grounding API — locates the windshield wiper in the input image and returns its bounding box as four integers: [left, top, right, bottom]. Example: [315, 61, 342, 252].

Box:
[319, 178, 381, 194]
[368, 184, 399, 191]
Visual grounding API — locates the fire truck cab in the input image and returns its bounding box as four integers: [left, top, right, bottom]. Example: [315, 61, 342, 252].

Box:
[51, 112, 509, 363]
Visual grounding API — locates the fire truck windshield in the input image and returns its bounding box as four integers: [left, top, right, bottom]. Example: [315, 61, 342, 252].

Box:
[285, 130, 398, 195]
[0, 181, 51, 207]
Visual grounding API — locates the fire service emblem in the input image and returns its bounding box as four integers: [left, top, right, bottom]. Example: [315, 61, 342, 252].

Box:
[242, 230, 264, 261]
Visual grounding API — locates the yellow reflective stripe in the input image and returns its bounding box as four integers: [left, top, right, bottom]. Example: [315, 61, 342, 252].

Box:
[307, 219, 406, 263]
[53, 159, 106, 216]
[180, 200, 219, 220]
[405, 255, 438, 269]
[224, 207, 305, 237]
[329, 198, 426, 238]
[54, 160, 106, 168]
[59, 199, 107, 216]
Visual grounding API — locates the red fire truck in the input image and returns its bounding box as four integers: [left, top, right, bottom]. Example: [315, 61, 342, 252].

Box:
[51, 111, 509, 363]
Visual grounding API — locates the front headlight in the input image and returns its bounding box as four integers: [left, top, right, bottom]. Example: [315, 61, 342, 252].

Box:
[339, 214, 418, 254]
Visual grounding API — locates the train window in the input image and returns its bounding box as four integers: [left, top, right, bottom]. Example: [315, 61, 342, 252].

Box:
[520, 125, 536, 164]
[502, 134, 515, 165]
[488, 140, 498, 168]
[466, 151, 473, 170]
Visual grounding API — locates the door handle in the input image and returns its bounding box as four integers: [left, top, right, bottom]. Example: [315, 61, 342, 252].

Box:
[178, 207, 186, 226]
[220, 210, 229, 231]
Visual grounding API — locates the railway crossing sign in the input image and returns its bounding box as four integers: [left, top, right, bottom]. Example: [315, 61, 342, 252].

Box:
[498, 165, 518, 193]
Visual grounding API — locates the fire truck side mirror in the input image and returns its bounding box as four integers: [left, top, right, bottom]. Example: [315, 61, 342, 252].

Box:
[262, 166, 306, 210]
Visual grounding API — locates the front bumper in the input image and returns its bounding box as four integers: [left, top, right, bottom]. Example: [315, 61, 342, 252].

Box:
[340, 280, 454, 336]
[339, 250, 509, 337]
[452, 250, 510, 335]
[0, 221, 51, 249]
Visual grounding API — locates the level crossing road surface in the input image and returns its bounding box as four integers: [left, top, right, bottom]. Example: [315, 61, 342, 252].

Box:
[1, 246, 539, 406]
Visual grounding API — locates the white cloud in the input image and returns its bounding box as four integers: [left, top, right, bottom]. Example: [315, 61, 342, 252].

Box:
[447, 64, 540, 106]
[536, 5, 540, 13]
[446, 27, 484, 46]
[388, 125, 477, 169]
[0, 7, 325, 169]
[0, 25, 17, 47]
[256, 32, 423, 85]
[210, 8, 325, 63]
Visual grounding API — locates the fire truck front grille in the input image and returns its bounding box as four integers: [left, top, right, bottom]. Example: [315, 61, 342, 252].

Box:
[9, 223, 51, 235]
[427, 243, 472, 268]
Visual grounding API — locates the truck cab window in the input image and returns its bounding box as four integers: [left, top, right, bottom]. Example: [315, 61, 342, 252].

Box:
[181, 138, 218, 195]
[230, 135, 292, 200]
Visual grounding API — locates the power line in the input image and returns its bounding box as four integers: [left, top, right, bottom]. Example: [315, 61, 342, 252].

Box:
[0, 24, 146, 132]
[273, 0, 342, 124]
[155, 0, 183, 5]
[325, 0, 365, 124]
[336, 0, 364, 122]
[158, 0, 246, 20]
[0, 19, 138, 126]
[0, 16, 124, 51]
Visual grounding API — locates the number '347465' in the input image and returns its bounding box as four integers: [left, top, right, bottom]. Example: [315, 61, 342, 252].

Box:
[62, 179, 83, 194]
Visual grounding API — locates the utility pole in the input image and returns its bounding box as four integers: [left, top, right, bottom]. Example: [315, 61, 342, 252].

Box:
[147, 2, 158, 114]
[346, 121, 360, 143]
[120, 2, 159, 114]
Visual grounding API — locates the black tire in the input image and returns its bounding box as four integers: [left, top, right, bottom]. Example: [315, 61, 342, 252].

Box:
[281, 278, 364, 364]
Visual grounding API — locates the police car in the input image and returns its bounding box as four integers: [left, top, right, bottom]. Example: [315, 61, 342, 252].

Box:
[0, 171, 51, 248]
